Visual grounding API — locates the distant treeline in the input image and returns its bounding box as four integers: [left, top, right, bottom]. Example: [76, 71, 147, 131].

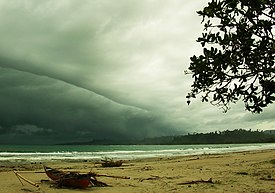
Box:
[140, 129, 275, 145]
[60, 129, 275, 145]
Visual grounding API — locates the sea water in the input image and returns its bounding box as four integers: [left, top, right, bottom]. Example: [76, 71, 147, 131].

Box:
[0, 143, 274, 162]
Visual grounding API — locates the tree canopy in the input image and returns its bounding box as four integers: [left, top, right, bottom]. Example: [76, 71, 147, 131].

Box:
[187, 0, 275, 113]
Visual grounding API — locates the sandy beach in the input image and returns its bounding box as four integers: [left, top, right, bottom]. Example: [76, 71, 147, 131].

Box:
[0, 149, 274, 193]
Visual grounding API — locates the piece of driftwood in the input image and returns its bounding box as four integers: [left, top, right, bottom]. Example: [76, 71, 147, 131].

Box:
[101, 158, 123, 167]
[260, 177, 275, 181]
[138, 175, 184, 182]
[177, 178, 214, 185]
[138, 175, 160, 182]
[14, 171, 45, 173]
[13, 171, 40, 188]
[95, 174, 130, 179]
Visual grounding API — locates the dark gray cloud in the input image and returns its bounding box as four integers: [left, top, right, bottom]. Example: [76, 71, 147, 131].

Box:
[0, 0, 274, 144]
[0, 67, 179, 144]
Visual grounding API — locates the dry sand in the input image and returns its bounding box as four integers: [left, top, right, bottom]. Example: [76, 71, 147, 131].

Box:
[0, 149, 274, 193]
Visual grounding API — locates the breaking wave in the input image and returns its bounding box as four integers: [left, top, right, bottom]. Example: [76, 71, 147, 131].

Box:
[0, 143, 274, 162]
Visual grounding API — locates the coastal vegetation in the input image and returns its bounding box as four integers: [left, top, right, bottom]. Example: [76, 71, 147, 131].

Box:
[61, 129, 275, 145]
[141, 129, 275, 145]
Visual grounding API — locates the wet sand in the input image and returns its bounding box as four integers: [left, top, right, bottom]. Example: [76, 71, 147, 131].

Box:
[0, 149, 274, 193]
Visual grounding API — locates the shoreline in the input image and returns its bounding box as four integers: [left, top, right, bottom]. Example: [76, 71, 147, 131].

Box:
[0, 149, 274, 192]
[1, 143, 275, 163]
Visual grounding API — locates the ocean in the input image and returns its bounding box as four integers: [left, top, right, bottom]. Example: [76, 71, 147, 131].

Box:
[0, 143, 274, 162]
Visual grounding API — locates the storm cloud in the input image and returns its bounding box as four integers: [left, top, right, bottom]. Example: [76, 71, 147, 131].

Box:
[0, 0, 274, 144]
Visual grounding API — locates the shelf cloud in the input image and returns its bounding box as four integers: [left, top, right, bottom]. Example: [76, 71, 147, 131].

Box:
[0, 0, 274, 144]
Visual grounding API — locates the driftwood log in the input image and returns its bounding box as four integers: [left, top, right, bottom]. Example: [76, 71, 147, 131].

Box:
[177, 178, 214, 185]
[138, 175, 184, 182]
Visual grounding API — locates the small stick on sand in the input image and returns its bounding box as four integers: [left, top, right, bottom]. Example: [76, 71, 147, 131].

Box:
[95, 174, 130, 179]
[177, 178, 214, 185]
[13, 171, 39, 188]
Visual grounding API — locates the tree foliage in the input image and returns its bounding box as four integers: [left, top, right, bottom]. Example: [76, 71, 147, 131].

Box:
[187, 0, 275, 113]
[172, 129, 275, 144]
[140, 129, 275, 145]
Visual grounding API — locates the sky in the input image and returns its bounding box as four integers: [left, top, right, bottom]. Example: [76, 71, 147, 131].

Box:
[0, 0, 274, 144]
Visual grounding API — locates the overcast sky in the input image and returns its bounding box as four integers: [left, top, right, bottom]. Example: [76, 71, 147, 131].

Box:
[0, 0, 274, 144]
